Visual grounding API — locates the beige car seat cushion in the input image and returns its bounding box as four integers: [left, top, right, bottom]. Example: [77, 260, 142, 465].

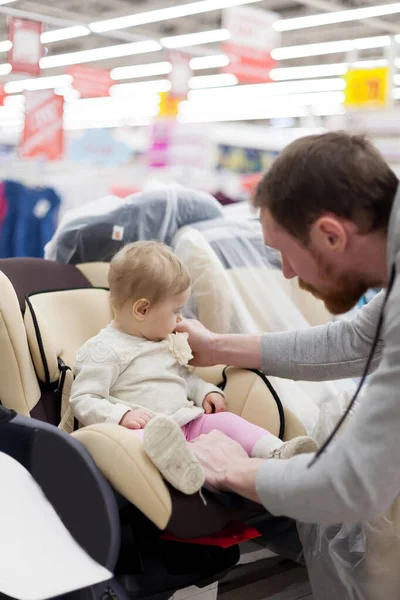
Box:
[73, 423, 172, 530]
[76, 263, 110, 289]
[0, 271, 40, 414]
[24, 288, 113, 379]
[193, 365, 305, 439]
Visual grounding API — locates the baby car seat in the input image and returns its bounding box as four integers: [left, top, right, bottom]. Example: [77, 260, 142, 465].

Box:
[0, 404, 126, 600]
[0, 258, 306, 598]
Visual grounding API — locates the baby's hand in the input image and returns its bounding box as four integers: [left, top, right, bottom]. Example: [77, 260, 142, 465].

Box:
[203, 392, 227, 414]
[119, 409, 153, 429]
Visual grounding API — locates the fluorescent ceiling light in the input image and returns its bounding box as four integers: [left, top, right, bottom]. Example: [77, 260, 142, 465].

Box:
[0, 40, 12, 53]
[65, 106, 159, 120]
[90, 0, 264, 33]
[188, 78, 345, 102]
[41, 26, 90, 44]
[181, 91, 345, 113]
[272, 36, 391, 60]
[275, 2, 400, 31]
[189, 73, 238, 89]
[40, 40, 162, 69]
[393, 75, 400, 86]
[65, 95, 160, 114]
[270, 63, 348, 80]
[64, 116, 153, 130]
[111, 61, 172, 80]
[177, 97, 345, 123]
[270, 59, 389, 81]
[0, 62, 11, 75]
[393, 88, 400, 99]
[5, 74, 73, 94]
[190, 54, 230, 70]
[4, 94, 24, 106]
[161, 29, 230, 49]
[0, 0, 17, 5]
[111, 79, 171, 97]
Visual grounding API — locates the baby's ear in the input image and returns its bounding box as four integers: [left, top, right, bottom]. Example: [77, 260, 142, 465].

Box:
[133, 298, 150, 320]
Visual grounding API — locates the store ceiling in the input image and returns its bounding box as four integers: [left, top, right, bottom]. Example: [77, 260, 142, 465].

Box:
[1, 0, 399, 80]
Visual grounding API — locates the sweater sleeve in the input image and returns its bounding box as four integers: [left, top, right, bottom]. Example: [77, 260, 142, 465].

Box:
[184, 369, 225, 408]
[261, 291, 385, 381]
[70, 343, 131, 426]
[255, 277, 400, 524]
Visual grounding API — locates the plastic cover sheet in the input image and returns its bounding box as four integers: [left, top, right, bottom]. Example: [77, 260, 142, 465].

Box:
[298, 392, 400, 600]
[173, 221, 354, 434]
[45, 184, 224, 264]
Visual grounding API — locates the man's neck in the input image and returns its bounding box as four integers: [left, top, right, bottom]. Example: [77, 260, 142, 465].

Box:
[353, 231, 388, 288]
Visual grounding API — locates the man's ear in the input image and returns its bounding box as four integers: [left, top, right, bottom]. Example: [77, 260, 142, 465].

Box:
[132, 298, 150, 321]
[310, 216, 348, 253]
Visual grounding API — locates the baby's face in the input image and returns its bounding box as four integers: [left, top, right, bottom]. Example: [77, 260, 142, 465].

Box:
[144, 288, 191, 341]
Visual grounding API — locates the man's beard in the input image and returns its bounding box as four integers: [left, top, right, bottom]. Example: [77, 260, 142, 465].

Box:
[298, 255, 370, 315]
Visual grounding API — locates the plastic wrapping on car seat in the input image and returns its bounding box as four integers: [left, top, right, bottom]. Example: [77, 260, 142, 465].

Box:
[173, 221, 355, 433]
[297, 392, 400, 600]
[45, 184, 224, 264]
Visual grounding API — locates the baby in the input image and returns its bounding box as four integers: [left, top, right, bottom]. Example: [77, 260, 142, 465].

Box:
[70, 241, 317, 495]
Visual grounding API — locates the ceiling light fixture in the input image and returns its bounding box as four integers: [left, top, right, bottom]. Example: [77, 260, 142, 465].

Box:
[188, 77, 346, 102]
[274, 2, 400, 31]
[161, 29, 230, 49]
[0, 62, 11, 75]
[189, 73, 238, 89]
[270, 63, 348, 80]
[111, 61, 172, 80]
[5, 74, 73, 94]
[110, 79, 172, 97]
[272, 36, 391, 60]
[270, 59, 389, 80]
[0, 40, 12, 53]
[41, 26, 91, 44]
[90, 0, 264, 33]
[190, 54, 230, 70]
[64, 116, 154, 130]
[40, 40, 162, 69]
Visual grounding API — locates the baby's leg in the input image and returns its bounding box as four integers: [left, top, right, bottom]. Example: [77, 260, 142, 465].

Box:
[142, 416, 205, 495]
[186, 413, 316, 459]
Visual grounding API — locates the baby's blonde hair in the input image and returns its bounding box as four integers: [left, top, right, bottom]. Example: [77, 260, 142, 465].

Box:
[108, 241, 191, 310]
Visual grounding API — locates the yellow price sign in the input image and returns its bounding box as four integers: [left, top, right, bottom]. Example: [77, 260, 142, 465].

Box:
[344, 67, 390, 108]
[158, 92, 185, 118]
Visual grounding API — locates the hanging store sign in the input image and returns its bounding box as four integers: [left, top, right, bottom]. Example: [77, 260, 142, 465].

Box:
[158, 92, 181, 118]
[8, 18, 43, 75]
[222, 6, 280, 84]
[21, 90, 64, 160]
[68, 65, 113, 98]
[344, 67, 390, 109]
[169, 51, 191, 98]
[0, 84, 6, 107]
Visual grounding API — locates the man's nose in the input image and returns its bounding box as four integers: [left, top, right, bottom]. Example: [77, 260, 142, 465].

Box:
[281, 256, 296, 279]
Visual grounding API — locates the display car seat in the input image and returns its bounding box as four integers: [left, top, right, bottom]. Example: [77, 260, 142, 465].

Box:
[0, 257, 307, 599]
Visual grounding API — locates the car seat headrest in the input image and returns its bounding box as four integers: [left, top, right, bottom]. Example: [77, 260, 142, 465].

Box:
[24, 288, 113, 385]
[0, 258, 91, 313]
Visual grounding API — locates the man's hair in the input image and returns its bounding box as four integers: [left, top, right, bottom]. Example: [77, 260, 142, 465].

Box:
[253, 132, 398, 242]
[108, 241, 191, 310]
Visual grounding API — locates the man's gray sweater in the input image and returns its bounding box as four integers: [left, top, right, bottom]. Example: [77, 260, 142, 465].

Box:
[256, 186, 400, 524]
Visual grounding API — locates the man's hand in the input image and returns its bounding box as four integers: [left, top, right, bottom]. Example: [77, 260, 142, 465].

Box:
[203, 392, 227, 414]
[174, 318, 217, 366]
[190, 431, 264, 502]
[119, 409, 153, 429]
